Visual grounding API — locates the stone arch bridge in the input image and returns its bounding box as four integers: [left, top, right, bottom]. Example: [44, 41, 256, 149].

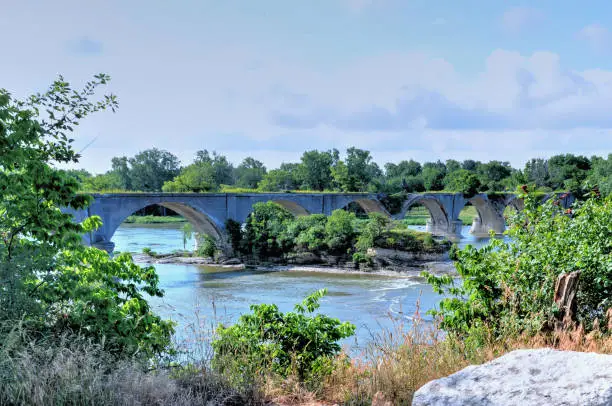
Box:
[65, 192, 574, 253]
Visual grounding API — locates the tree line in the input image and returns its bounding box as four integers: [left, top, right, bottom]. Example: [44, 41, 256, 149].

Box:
[73, 147, 612, 196]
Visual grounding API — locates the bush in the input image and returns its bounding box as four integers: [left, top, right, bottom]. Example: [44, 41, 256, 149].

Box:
[212, 289, 355, 387]
[324, 209, 356, 253]
[425, 190, 612, 337]
[196, 234, 217, 258]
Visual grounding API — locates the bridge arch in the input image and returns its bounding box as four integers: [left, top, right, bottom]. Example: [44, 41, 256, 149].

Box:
[467, 195, 507, 235]
[271, 199, 310, 216]
[91, 199, 227, 254]
[339, 198, 390, 216]
[396, 195, 452, 236]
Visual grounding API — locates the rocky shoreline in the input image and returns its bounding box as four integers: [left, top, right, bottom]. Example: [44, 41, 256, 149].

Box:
[131, 247, 456, 276]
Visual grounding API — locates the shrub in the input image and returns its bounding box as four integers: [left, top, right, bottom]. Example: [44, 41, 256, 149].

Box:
[425, 190, 612, 337]
[196, 234, 217, 258]
[324, 209, 357, 253]
[212, 289, 355, 387]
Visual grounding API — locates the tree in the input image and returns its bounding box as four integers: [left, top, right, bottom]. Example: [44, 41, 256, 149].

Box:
[127, 148, 181, 191]
[235, 157, 266, 189]
[110, 156, 131, 190]
[195, 149, 234, 185]
[444, 169, 481, 196]
[445, 159, 462, 174]
[477, 160, 512, 192]
[258, 168, 299, 191]
[426, 190, 612, 337]
[385, 159, 422, 178]
[589, 154, 612, 196]
[422, 161, 447, 191]
[297, 149, 337, 191]
[333, 147, 381, 192]
[548, 154, 591, 191]
[524, 158, 550, 188]
[0, 75, 173, 356]
[243, 202, 294, 258]
[461, 159, 481, 172]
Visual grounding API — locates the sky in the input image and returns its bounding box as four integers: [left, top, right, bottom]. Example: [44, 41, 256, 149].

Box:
[2, 0, 612, 173]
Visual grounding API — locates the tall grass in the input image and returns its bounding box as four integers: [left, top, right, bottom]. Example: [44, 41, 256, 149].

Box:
[0, 325, 261, 406]
[2, 308, 610, 406]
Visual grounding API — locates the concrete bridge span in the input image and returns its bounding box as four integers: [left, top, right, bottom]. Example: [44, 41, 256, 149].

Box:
[65, 192, 574, 253]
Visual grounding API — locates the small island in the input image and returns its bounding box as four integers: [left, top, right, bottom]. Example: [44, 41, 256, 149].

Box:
[137, 201, 451, 273]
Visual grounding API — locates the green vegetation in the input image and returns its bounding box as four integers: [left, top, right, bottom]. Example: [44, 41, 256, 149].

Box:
[124, 215, 186, 224]
[212, 289, 355, 388]
[0, 75, 173, 360]
[74, 141, 612, 199]
[403, 205, 478, 226]
[228, 202, 448, 265]
[425, 189, 612, 340]
[3, 75, 611, 405]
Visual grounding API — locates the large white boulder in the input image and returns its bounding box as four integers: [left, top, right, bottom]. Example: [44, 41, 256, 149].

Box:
[412, 348, 612, 406]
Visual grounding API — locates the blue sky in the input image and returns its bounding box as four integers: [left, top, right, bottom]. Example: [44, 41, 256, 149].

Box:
[3, 0, 612, 173]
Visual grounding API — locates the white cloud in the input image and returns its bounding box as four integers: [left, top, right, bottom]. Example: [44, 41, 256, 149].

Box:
[2, 1, 611, 173]
[501, 7, 543, 34]
[578, 23, 611, 53]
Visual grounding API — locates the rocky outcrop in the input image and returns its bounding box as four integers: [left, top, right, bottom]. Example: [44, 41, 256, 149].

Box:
[412, 348, 612, 406]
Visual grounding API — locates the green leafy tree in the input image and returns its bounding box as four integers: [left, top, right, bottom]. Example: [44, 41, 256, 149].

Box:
[127, 148, 181, 191]
[476, 160, 512, 192]
[212, 289, 355, 385]
[524, 158, 550, 188]
[235, 157, 266, 189]
[243, 202, 294, 258]
[548, 154, 591, 191]
[297, 149, 338, 191]
[422, 161, 447, 191]
[444, 169, 481, 196]
[0, 75, 173, 357]
[385, 159, 422, 178]
[589, 154, 612, 196]
[324, 209, 357, 252]
[258, 168, 298, 191]
[333, 147, 381, 192]
[426, 190, 612, 338]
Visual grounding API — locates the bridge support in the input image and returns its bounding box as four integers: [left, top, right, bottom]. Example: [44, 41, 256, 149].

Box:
[470, 217, 505, 235]
[92, 239, 115, 253]
[426, 219, 463, 237]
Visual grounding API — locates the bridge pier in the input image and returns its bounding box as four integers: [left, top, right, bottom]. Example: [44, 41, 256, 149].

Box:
[470, 217, 505, 235]
[426, 219, 463, 237]
[92, 240, 115, 253]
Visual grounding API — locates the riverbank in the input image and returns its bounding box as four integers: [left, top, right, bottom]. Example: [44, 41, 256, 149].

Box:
[124, 215, 186, 224]
[132, 248, 455, 276]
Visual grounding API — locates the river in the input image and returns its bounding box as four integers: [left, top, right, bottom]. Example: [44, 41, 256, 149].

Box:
[113, 223, 501, 350]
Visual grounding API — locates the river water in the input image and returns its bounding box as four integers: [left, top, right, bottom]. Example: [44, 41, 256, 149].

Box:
[113, 223, 499, 349]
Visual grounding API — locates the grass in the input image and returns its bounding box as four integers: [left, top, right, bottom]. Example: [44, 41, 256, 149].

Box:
[2, 307, 611, 406]
[124, 215, 186, 224]
[402, 205, 478, 226]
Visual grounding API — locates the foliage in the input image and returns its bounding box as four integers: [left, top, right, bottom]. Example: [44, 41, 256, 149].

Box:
[196, 234, 218, 258]
[235, 157, 267, 189]
[425, 189, 612, 338]
[212, 289, 356, 385]
[324, 209, 357, 253]
[444, 169, 481, 196]
[297, 149, 338, 191]
[242, 202, 294, 258]
[0, 75, 173, 357]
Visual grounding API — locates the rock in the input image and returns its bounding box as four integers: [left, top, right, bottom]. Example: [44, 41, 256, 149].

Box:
[221, 258, 242, 265]
[287, 252, 322, 265]
[412, 349, 612, 406]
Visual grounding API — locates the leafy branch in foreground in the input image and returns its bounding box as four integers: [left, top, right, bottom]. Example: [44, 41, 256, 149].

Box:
[0, 75, 173, 358]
